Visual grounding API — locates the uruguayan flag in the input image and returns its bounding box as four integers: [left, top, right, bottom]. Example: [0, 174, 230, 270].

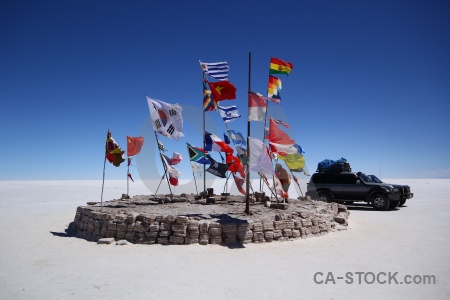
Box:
[199, 60, 229, 81]
[218, 105, 241, 123]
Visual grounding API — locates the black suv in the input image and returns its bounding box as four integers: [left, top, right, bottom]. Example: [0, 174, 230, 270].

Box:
[306, 171, 411, 210]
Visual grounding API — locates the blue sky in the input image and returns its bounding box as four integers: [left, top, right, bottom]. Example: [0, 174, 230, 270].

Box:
[1, 0, 449, 182]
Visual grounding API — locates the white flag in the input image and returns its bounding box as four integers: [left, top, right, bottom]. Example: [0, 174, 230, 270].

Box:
[248, 137, 274, 176]
[146, 96, 184, 140]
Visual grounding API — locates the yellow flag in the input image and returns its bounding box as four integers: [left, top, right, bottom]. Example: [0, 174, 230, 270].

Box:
[278, 153, 305, 171]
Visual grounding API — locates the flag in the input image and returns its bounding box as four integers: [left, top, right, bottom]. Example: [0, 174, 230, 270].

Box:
[146, 96, 183, 140]
[248, 91, 267, 122]
[269, 117, 295, 145]
[199, 61, 229, 81]
[203, 79, 217, 111]
[163, 152, 182, 166]
[248, 137, 274, 176]
[190, 161, 202, 175]
[161, 154, 181, 186]
[277, 143, 306, 171]
[127, 173, 134, 182]
[232, 173, 246, 195]
[270, 142, 299, 155]
[158, 141, 165, 151]
[208, 81, 236, 101]
[274, 175, 289, 199]
[170, 152, 182, 165]
[206, 157, 229, 178]
[235, 145, 247, 166]
[273, 119, 290, 128]
[267, 75, 282, 103]
[269, 57, 293, 76]
[223, 133, 230, 144]
[226, 152, 246, 178]
[229, 130, 246, 147]
[106, 131, 125, 167]
[126, 136, 144, 157]
[127, 158, 132, 166]
[278, 152, 305, 172]
[218, 105, 241, 122]
[187, 143, 210, 164]
[204, 131, 234, 153]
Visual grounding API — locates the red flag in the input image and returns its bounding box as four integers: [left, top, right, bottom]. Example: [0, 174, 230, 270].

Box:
[127, 136, 144, 157]
[208, 81, 237, 101]
[127, 173, 134, 182]
[269, 117, 295, 145]
[232, 173, 246, 195]
[226, 153, 245, 178]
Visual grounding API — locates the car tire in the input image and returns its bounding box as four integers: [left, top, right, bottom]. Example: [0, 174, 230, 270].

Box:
[317, 192, 331, 203]
[389, 200, 400, 209]
[371, 193, 390, 210]
[399, 199, 406, 207]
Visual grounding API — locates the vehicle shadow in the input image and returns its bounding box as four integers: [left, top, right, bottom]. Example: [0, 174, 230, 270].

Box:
[345, 203, 401, 212]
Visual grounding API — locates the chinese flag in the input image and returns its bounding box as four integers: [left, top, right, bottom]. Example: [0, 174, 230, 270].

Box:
[208, 81, 236, 101]
[127, 136, 144, 157]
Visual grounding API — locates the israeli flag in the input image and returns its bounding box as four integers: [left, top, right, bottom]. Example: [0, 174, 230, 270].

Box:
[229, 130, 246, 147]
[218, 105, 241, 123]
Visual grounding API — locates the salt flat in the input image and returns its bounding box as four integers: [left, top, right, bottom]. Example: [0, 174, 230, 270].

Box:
[0, 179, 449, 299]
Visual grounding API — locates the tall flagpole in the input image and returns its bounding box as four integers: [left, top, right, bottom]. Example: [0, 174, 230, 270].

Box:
[101, 130, 109, 210]
[202, 72, 206, 197]
[245, 52, 252, 215]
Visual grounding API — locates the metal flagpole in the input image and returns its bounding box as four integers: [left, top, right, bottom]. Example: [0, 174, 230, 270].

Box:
[202, 72, 207, 198]
[245, 52, 252, 215]
[192, 167, 199, 195]
[101, 130, 109, 210]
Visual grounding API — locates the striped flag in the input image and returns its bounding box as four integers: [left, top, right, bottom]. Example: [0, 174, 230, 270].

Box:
[199, 61, 229, 81]
[273, 119, 290, 128]
[248, 91, 267, 122]
[267, 75, 282, 103]
[218, 105, 241, 122]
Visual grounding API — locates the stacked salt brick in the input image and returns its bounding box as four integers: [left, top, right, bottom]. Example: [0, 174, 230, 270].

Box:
[72, 204, 346, 246]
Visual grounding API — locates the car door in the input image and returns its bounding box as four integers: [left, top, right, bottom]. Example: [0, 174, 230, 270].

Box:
[340, 174, 365, 200]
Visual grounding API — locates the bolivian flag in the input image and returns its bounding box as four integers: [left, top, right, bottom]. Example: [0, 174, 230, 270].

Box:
[269, 57, 293, 76]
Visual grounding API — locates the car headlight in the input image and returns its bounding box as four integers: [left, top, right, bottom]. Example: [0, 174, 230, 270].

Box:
[392, 187, 400, 193]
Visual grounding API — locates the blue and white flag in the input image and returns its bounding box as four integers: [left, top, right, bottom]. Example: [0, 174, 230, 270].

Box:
[218, 105, 241, 123]
[199, 61, 229, 81]
[229, 130, 246, 147]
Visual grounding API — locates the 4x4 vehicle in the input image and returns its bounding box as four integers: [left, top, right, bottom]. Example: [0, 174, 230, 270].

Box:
[306, 171, 408, 210]
[367, 175, 413, 207]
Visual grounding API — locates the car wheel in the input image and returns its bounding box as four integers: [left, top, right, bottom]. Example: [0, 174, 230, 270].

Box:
[389, 200, 400, 209]
[371, 193, 390, 210]
[317, 192, 331, 203]
[399, 199, 406, 207]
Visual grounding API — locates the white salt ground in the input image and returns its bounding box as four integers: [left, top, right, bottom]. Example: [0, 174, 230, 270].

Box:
[0, 179, 449, 299]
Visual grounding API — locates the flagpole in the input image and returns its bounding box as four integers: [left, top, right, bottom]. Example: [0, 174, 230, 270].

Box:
[245, 52, 252, 215]
[153, 131, 173, 196]
[101, 130, 109, 210]
[202, 72, 207, 197]
[192, 168, 199, 195]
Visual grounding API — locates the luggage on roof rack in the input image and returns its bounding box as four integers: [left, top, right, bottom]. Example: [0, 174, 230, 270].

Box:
[317, 158, 351, 173]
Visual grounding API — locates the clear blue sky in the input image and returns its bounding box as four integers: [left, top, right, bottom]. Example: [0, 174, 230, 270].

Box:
[1, 0, 449, 181]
